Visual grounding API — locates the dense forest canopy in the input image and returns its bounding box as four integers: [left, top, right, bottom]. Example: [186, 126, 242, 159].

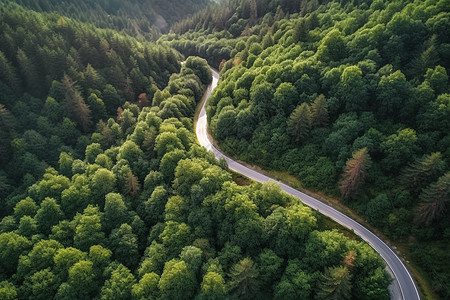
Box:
[1, 0, 212, 39]
[0, 2, 182, 207]
[164, 0, 450, 297]
[0, 2, 392, 299]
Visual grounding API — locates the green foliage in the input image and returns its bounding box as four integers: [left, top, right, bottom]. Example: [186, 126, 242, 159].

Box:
[0, 1, 182, 192]
[138, 241, 168, 277]
[22, 268, 59, 300]
[108, 223, 139, 269]
[416, 172, 450, 226]
[13, 197, 38, 220]
[103, 193, 128, 232]
[0, 15, 392, 297]
[179, 245, 203, 272]
[53, 247, 87, 279]
[199, 10, 449, 297]
[316, 266, 352, 300]
[34, 197, 64, 235]
[11, 0, 210, 40]
[132, 272, 160, 300]
[160, 221, 192, 257]
[17, 239, 63, 280]
[73, 205, 105, 251]
[273, 259, 312, 300]
[317, 29, 348, 62]
[228, 257, 260, 298]
[67, 260, 97, 298]
[198, 270, 226, 300]
[0, 281, 17, 300]
[287, 103, 312, 143]
[159, 259, 196, 300]
[0, 232, 31, 276]
[101, 264, 136, 300]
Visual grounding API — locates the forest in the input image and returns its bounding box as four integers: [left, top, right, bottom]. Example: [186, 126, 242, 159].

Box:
[1, 0, 211, 39]
[0, 1, 393, 299]
[163, 0, 450, 298]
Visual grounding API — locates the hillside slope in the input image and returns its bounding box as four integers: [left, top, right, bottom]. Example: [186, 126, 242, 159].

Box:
[167, 0, 450, 298]
[3, 0, 211, 39]
[0, 5, 391, 297]
[0, 2, 181, 204]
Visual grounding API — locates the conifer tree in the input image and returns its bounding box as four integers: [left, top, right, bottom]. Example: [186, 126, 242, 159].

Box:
[317, 266, 352, 300]
[63, 74, 93, 132]
[17, 48, 40, 94]
[311, 94, 329, 128]
[340, 148, 371, 199]
[0, 50, 21, 93]
[399, 152, 446, 196]
[287, 102, 311, 143]
[125, 171, 140, 199]
[228, 258, 260, 298]
[416, 172, 450, 226]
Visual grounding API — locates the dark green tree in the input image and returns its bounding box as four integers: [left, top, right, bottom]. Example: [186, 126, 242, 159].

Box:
[287, 103, 311, 143]
[416, 172, 450, 226]
[62, 74, 92, 132]
[228, 258, 260, 298]
[316, 266, 352, 300]
[108, 223, 139, 269]
[311, 94, 329, 128]
[34, 197, 64, 235]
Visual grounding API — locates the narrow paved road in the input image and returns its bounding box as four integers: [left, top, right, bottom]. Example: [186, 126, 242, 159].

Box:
[195, 68, 420, 300]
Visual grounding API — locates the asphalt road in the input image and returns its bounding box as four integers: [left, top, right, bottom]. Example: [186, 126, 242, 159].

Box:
[195, 68, 420, 300]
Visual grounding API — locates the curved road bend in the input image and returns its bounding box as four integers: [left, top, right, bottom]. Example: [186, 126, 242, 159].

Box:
[195, 69, 420, 300]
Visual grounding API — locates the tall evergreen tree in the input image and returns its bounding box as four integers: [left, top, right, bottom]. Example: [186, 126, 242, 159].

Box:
[317, 266, 352, 300]
[228, 258, 260, 298]
[399, 152, 446, 196]
[62, 74, 93, 132]
[416, 172, 450, 226]
[340, 148, 371, 199]
[311, 94, 329, 129]
[287, 102, 311, 143]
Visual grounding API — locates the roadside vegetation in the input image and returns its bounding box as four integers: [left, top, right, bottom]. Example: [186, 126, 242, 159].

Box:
[0, 2, 391, 299]
[164, 0, 450, 298]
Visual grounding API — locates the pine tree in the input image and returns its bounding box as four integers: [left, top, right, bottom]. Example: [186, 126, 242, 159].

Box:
[125, 171, 140, 199]
[0, 50, 21, 93]
[340, 148, 371, 199]
[17, 48, 40, 94]
[0, 104, 14, 130]
[83, 63, 104, 91]
[287, 102, 311, 143]
[311, 94, 329, 129]
[228, 258, 260, 298]
[62, 74, 92, 132]
[399, 152, 446, 196]
[416, 172, 450, 226]
[317, 266, 352, 300]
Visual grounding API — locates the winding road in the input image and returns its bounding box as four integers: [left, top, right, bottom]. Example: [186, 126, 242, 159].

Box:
[195, 68, 420, 300]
